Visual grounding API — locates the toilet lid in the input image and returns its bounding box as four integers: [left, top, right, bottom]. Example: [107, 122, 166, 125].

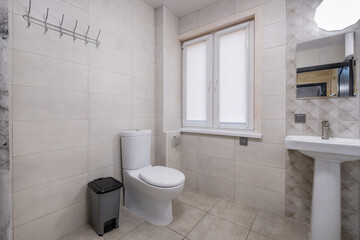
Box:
[139, 166, 185, 188]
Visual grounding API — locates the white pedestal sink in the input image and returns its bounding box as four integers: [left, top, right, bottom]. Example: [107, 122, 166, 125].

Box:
[285, 135, 360, 240]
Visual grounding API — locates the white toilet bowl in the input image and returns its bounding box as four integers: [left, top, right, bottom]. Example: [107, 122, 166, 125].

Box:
[123, 165, 184, 225]
[120, 130, 185, 225]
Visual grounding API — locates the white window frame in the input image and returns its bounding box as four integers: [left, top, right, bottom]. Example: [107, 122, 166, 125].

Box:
[182, 34, 213, 128]
[182, 20, 255, 133]
[213, 21, 255, 130]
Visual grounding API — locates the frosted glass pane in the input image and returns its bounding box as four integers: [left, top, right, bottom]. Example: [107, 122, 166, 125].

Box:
[186, 41, 207, 122]
[219, 29, 248, 124]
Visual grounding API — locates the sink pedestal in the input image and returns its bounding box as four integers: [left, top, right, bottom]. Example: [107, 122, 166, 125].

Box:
[311, 159, 341, 240]
[285, 135, 360, 240]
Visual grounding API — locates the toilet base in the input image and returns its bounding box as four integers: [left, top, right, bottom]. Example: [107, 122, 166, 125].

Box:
[125, 189, 173, 225]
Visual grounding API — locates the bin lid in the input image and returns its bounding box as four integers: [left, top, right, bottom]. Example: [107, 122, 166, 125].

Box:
[88, 177, 123, 194]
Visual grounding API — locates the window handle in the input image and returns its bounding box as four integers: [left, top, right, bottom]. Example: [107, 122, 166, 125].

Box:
[214, 80, 218, 92]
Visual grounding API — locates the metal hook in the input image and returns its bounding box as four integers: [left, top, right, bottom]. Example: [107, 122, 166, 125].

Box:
[44, 8, 49, 33]
[96, 30, 101, 48]
[84, 25, 90, 45]
[73, 20, 78, 42]
[59, 14, 64, 38]
[26, 0, 31, 28]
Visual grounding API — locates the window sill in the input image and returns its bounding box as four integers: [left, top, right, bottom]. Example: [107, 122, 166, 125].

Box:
[180, 128, 262, 138]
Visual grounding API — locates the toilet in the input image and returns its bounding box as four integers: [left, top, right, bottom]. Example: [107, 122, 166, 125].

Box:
[120, 130, 185, 225]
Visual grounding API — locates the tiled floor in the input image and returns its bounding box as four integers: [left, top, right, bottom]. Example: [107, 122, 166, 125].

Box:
[60, 188, 309, 240]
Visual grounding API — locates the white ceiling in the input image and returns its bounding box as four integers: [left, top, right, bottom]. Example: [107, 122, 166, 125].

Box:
[143, 0, 220, 17]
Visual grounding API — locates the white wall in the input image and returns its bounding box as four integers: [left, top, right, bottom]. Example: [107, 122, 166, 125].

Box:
[178, 0, 287, 215]
[9, 0, 155, 239]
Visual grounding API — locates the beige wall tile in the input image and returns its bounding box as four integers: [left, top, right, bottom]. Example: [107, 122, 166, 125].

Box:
[89, 0, 132, 32]
[235, 0, 270, 13]
[89, 142, 120, 171]
[179, 11, 198, 34]
[182, 152, 197, 171]
[89, 14, 133, 54]
[235, 162, 285, 193]
[14, 201, 87, 240]
[133, 56, 155, 80]
[262, 0, 286, 26]
[198, 155, 235, 181]
[133, 98, 155, 119]
[13, 120, 88, 156]
[235, 183, 285, 214]
[262, 71, 286, 96]
[262, 46, 286, 73]
[63, 0, 89, 11]
[197, 0, 235, 27]
[13, 86, 88, 120]
[197, 135, 235, 160]
[13, 50, 88, 92]
[88, 165, 120, 182]
[181, 133, 197, 154]
[262, 20, 286, 49]
[262, 95, 285, 120]
[12, 13, 88, 65]
[133, 77, 155, 100]
[163, 118, 181, 132]
[262, 120, 286, 144]
[133, 15, 155, 43]
[198, 173, 235, 200]
[13, 174, 87, 227]
[89, 94, 132, 119]
[134, 0, 155, 25]
[133, 35, 155, 62]
[235, 141, 285, 169]
[89, 68, 133, 96]
[181, 169, 198, 188]
[89, 46, 132, 75]
[132, 118, 155, 134]
[89, 119, 132, 145]
[163, 100, 181, 119]
[12, 147, 88, 192]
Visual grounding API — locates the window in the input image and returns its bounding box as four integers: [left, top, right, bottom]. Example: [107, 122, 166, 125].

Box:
[182, 21, 255, 132]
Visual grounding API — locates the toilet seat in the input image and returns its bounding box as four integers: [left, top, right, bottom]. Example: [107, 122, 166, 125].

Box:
[139, 166, 185, 188]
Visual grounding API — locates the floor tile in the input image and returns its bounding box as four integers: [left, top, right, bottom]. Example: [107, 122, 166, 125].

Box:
[251, 211, 309, 240]
[209, 199, 257, 229]
[187, 214, 249, 240]
[247, 231, 273, 240]
[167, 200, 207, 236]
[59, 224, 105, 240]
[121, 221, 183, 240]
[103, 208, 144, 240]
[176, 188, 219, 211]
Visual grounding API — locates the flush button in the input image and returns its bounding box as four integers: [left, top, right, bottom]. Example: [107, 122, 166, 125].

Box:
[295, 114, 306, 123]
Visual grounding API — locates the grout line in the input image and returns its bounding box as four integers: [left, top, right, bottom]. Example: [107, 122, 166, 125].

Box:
[116, 220, 144, 240]
[183, 210, 208, 238]
[14, 199, 87, 229]
[245, 210, 258, 240]
[165, 226, 185, 237]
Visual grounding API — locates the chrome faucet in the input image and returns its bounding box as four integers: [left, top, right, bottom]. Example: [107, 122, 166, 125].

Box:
[322, 120, 330, 140]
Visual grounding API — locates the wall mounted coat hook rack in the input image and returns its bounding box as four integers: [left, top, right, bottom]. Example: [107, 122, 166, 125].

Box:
[23, 0, 101, 47]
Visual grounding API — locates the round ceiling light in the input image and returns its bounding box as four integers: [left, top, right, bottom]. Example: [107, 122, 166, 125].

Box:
[314, 0, 360, 31]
